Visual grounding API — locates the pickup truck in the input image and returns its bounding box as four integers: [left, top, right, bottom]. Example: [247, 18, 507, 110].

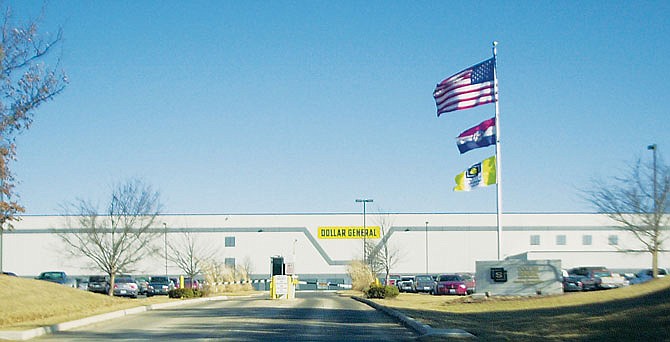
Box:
[414, 274, 436, 293]
[397, 276, 416, 293]
[568, 266, 624, 290]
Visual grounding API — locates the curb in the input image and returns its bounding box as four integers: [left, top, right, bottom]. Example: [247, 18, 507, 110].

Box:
[0, 296, 229, 341]
[352, 296, 476, 339]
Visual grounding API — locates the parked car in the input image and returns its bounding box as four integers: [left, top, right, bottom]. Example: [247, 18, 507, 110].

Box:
[184, 277, 201, 290]
[458, 273, 476, 294]
[386, 274, 401, 287]
[36, 271, 77, 288]
[414, 274, 436, 293]
[397, 276, 416, 293]
[629, 268, 668, 284]
[562, 275, 585, 292]
[113, 277, 139, 298]
[433, 274, 468, 295]
[87, 275, 110, 294]
[1, 271, 17, 276]
[170, 277, 181, 289]
[637, 268, 667, 279]
[147, 276, 173, 296]
[135, 276, 150, 295]
[568, 266, 623, 290]
[76, 278, 89, 290]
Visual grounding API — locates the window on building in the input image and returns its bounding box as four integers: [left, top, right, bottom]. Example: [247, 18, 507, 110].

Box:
[530, 235, 540, 246]
[224, 258, 236, 269]
[608, 235, 619, 246]
[224, 236, 235, 247]
[582, 235, 592, 246]
[556, 235, 567, 245]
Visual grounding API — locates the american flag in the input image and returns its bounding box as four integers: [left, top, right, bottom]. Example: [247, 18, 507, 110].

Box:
[433, 57, 496, 116]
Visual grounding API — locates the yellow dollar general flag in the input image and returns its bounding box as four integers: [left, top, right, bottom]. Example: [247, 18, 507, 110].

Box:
[454, 156, 497, 191]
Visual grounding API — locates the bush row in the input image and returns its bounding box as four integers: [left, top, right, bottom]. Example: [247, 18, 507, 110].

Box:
[365, 284, 399, 299]
[168, 288, 203, 299]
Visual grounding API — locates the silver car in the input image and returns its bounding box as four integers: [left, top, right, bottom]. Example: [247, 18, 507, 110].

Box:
[414, 274, 436, 293]
[113, 277, 139, 298]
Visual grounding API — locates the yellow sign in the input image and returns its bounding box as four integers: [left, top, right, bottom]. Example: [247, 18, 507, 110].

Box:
[317, 226, 381, 239]
[514, 266, 542, 285]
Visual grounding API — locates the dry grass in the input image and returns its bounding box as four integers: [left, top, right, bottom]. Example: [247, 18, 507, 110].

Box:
[0, 276, 176, 330]
[202, 283, 254, 295]
[365, 277, 670, 341]
[0, 275, 264, 330]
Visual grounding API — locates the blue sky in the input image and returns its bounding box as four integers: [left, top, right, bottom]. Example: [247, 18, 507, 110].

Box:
[6, 1, 669, 215]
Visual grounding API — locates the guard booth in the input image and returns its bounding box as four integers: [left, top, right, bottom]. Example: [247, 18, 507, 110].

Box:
[269, 256, 297, 299]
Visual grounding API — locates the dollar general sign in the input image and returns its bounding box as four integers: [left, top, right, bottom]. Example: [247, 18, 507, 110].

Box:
[317, 226, 381, 239]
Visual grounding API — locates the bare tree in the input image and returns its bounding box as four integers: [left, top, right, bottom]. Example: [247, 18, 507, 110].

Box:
[57, 179, 162, 295]
[367, 211, 401, 285]
[167, 231, 216, 280]
[0, 6, 67, 229]
[237, 256, 254, 282]
[585, 155, 669, 278]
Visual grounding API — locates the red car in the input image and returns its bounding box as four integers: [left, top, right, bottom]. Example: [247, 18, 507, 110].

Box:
[184, 277, 201, 290]
[387, 274, 401, 287]
[433, 274, 468, 295]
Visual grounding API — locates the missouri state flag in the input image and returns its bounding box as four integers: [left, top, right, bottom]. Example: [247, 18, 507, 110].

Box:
[454, 156, 497, 191]
[433, 57, 496, 116]
[456, 117, 496, 154]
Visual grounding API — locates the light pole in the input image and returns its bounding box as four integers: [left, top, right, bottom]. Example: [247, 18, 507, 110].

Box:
[648, 144, 657, 213]
[292, 238, 298, 274]
[163, 222, 168, 276]
[425, 221, 429, 274]
[355, 198, 373, 264]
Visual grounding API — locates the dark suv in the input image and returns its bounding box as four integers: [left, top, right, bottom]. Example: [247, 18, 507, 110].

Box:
[87, 275, 110, 294]
[147, 276, 173, 296]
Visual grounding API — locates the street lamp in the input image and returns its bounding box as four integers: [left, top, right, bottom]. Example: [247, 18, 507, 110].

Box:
[292, 238, 298, 274]
[355, 198, 373, 263]
[425, 221, 429, 274]
[648, 144, 657, 213]
[163, 222, 168, 276]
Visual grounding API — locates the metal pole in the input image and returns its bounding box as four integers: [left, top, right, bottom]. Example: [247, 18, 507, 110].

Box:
[647, 144, 658, 278]
[648, 144, 657, 213]
[163, 222, 168, 276]
[355, 199, 373, 264]
[492, 40, 503, 261]
[292, 238, 297, 266]
[425, 221, 429, 274]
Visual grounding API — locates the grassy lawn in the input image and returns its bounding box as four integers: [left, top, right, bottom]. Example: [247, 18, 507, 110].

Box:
[0, 276, 172, 330]
[367, 277, 670, 341]
[0, 276, 255, 330]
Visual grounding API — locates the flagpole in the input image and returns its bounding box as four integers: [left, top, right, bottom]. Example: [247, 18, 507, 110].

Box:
[492, 41, 503, 261]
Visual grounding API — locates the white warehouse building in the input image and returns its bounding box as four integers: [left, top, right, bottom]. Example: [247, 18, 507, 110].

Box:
[3, 213, 667, 282]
